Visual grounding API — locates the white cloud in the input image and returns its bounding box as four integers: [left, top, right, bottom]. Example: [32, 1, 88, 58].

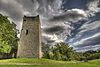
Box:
[67, 9, 87, 17]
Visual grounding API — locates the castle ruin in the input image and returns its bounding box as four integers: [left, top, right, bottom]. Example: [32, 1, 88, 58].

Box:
[17, 15, 42, 58]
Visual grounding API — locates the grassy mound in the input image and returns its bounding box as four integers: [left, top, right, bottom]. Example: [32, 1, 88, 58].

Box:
[0, 58, 100, 67]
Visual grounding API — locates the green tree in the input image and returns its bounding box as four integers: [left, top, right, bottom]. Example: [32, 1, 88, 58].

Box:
[51, 42, 76, 61]
[43, 42, 79, 61]
[42, 42, 51, 58]
[0, 14, 19, 58]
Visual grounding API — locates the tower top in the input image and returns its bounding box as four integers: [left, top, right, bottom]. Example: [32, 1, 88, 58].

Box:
[23, 15, 39, 21]
[23, 15, 39, 18]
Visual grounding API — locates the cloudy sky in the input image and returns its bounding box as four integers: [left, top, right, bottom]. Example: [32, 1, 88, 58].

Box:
[0, 0, 100, 52]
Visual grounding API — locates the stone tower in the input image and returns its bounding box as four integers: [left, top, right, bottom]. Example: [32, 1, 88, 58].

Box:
[17, 15, 42, 58]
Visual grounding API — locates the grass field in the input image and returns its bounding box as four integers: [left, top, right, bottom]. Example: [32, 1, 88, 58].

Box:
[0, 58, 99, 67]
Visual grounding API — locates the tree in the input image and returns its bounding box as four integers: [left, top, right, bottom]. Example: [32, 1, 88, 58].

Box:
[43, 42, 78, 61]
[42, 42, 51, 59]
[52, 42, 77, 61]
[0, 14, 19, 58]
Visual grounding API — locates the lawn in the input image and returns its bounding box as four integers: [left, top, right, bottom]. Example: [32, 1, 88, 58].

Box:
[0, 58, 100, 67]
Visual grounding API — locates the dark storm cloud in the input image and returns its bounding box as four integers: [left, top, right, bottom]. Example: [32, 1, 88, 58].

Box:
[0, 0, 23, 21]
[49, 10, 86, 22]
[42, 36, 55, 44]
[44, 26, 65, 34]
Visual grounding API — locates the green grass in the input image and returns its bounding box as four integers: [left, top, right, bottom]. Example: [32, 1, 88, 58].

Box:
[0, 58, 100, 67]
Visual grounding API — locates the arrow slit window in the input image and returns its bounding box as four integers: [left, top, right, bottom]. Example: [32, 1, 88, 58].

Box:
[25, 29, 28, 35]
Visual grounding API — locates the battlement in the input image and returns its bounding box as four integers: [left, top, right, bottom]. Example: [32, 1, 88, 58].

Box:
[23, 15, 39, 22]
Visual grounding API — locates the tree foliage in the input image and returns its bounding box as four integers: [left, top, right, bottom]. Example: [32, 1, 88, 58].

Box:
[43, 42, 79, 61]
[0, 14, 19, 56]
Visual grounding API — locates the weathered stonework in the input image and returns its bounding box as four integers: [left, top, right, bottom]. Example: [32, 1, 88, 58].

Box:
[17, 15, 42, 58]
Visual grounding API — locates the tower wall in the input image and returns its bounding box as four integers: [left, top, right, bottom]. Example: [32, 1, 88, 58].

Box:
[17, 15, 42, 58]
